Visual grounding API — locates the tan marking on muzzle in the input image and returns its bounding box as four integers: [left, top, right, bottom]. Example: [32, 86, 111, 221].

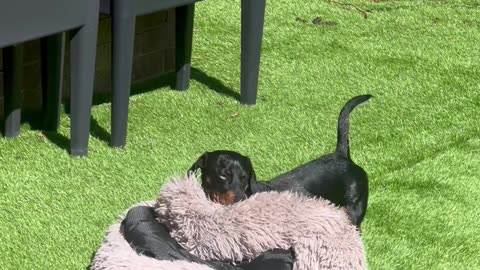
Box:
[208, 191, 236, 205]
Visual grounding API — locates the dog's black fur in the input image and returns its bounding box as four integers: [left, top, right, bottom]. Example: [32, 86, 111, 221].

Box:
[253, 95, 371, 227]
[189, 95, 372, 228]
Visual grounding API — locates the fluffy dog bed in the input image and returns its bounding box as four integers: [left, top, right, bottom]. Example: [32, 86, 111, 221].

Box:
[155, 174, 367, 270]
[91, 174, 366, 270]
[91, 203, 294, 270]
[90, 202, 219, 270]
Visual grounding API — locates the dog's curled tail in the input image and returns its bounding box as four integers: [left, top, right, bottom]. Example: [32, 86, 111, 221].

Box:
[336, 94, 372, 158]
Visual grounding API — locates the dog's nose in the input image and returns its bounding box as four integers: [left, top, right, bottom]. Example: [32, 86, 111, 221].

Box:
[232, 192, 246, 203]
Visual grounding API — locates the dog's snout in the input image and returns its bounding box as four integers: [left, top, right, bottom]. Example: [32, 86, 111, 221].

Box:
[208, 191, 236, 205]
[232, 174, 240, 182]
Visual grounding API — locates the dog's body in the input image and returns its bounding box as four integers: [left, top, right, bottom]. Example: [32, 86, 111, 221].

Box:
[190, 95, 372, 228]
[252, 95, 371, 227]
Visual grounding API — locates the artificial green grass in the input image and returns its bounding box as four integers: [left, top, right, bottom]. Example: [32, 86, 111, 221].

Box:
[1, 0, 479, 268]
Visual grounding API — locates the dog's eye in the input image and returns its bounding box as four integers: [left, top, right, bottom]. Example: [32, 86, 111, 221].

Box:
[219, 175, 227, 181]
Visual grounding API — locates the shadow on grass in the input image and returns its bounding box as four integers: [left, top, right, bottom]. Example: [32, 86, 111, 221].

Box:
[42, 130, 70, 154]
[85, 250, 97, 270]
[40, 115, 111, 155]
[190, 67, 240, 101]
[86, 67, 240, 107]
[0, 110, 72, 154]
[8, 109, 113, 154]
[0, 110, 44, 137]
[1, 68, 237, 148]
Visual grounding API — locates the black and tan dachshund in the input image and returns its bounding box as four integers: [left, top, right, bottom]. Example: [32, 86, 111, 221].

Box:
[189, 150, 256, 205]
[189, 95, 372, 228]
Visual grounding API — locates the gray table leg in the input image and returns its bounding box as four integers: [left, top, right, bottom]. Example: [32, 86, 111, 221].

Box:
[240, 0, 266, 105]
[110, 0, 136, 148]
[175, 4, 195, 91]
[3, 45, 23, 138]
[69, 8, 99, 157]
[41, 33, 65, 131]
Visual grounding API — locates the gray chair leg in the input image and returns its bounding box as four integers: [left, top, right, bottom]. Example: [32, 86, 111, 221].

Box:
[41, 33, 65, 131]
[69, 14, 99, 156]
[175, 4, 195, 91]
[240, 0, 266, 105]
[2, 45, 23, 138]
[110, 0, 136, 148]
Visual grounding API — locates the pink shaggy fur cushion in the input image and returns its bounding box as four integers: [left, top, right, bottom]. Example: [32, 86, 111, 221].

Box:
[90, 202, 216, 270]
[155, 174, 367, 270]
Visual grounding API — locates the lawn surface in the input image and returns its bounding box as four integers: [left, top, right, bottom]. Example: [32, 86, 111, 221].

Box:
[1, 0, 480, 269]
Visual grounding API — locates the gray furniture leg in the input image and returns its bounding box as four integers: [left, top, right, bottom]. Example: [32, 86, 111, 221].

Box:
[69, 14, 99, 156]
[175, 4, 195, 91]
[3, 45, 23, 138]
[110, 0, 136, 148]
[240, 0, 266, 105]
[41, 33, 65, 131]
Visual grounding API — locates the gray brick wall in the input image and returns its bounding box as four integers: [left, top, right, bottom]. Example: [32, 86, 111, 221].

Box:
[0, 10, 175, 116]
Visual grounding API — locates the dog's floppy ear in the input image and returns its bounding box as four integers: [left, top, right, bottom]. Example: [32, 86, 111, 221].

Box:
[189, 152, 208, 173]
[246, 170, 258, 195]
[245, 157, 258, 196]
